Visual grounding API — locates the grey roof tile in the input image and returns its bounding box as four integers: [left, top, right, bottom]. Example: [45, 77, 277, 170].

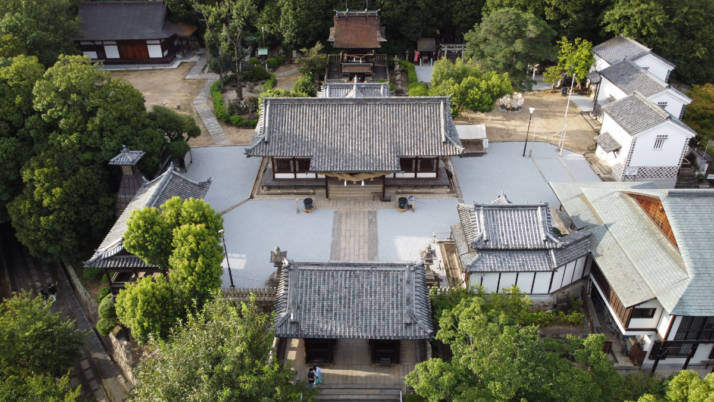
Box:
[318, 82, 391, 98]
[602, 92, 670, 135]
[246, 97, 463, 172]
[85, 167, 211, 269]
[595, 131, 621, 153]
[109, 146, 145, 166]
[593, 36, 652, 65]
[77, 2, 182, 41]
[274, 261, 433, 339]
[600, 61, 666, 97]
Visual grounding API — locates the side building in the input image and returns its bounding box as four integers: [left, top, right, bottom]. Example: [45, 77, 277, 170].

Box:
[552, 182, 714, 371]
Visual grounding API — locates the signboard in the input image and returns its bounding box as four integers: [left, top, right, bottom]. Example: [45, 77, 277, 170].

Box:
[257, 47, 268, 56]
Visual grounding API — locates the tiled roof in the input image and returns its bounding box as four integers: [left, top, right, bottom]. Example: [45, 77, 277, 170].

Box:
[109, 146, 145, 166]
[454, 198, 591, 273]
[600, 61, 666, 97]
[595, 132, 621, 153]
[551, 182, 714, 315]
[274, 261, 433, 339]
[85, 166, 211, 269]
[328, 10, 386, 49]
[246, 97, 463, 172]
[602, 92, 670, 135]
[77, 2, 182, 41]
[593, 36, 651, 65]
[318, 82, 391, 98]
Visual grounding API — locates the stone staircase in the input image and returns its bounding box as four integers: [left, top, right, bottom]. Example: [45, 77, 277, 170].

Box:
[316, 385, 402, 402]
[327, 181, 383, 199]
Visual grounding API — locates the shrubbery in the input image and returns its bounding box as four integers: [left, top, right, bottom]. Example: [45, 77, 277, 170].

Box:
[399, 60, 429, 96]
[266, 55, 286, 70]
[209, 81, 258, 128]
[96, 293, 118, 336]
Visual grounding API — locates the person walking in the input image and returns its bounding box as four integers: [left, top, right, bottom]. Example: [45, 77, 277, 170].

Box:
[314, 365, 323, 385]
[307, 368, 315, 388]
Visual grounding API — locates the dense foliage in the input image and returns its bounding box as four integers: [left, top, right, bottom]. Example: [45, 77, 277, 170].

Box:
[636, 370, 714, 402]
[117, 197, 224, 342]
[0, 291, 84, 400]
[429, 58, 512, 115]
[407, 288, 619, 401]
[464, 8, 556, 89]
[543, 37, 594, 88]
[132, 296, 314, 401]
[683, 84, 714, 149]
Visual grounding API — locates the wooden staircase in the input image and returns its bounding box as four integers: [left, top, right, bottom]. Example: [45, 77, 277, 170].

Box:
[316, 385, 402, 402]
[327, 180, 383, 199]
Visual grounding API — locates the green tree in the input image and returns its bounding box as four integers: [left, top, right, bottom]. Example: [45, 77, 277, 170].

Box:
[96, 293, 119, 336]
[0, 55, 45, 223]
[464, 8, 556, 89]
[132, 296, 314, 401]
[0, 291, 85, 377]
[483, 0, 546, 19]
[0, 372, 81, 402]
[168, 223, 224, 303]
[683, 84, 714, 148]
[0, 0, 79, 66]
[148, 105, 200, 159]
[296, 42, 328, 81]
[276, 0, 334, 50]
[543, 37, 594, 88]
[115, 275, 180, 343]
[293, 72, 316, 97]
[406, 288, 624, 401]
[544, 0, 610, 42]
[637, 370, 714, 402]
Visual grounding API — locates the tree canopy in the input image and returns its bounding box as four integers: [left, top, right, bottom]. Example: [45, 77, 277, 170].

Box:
[406, 288, 623, 401]
[464, 8, 556, 90]
[0, 291, 84, 401]
[543, 37, 594, 87]
[0, 0, 79, 66]
[117, 196, 224, 342]
[683, 84, 714, 149]
[131, 296, 314, 401]
[636, 370, 714, 402]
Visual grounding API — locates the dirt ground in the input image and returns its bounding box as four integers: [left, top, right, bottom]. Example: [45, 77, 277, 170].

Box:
[456, 91, 599, 154]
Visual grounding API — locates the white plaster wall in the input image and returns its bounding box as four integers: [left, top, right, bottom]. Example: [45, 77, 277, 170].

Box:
[628, 299, 663, 329]
[597, 78, 628, 103]
[532, 272, 551, 294]
[657, 312, 673, 339]
[597, 114, 633, 166]
[648, 91, 688, 119]
[468, 274, 481, 289]
[667, 316, 683, 341]
[499, 273, 517, 292]
[634, 54, 673, 83]
[594, 56, 611, 72]
[691, 343, 714, 364]
[482, 273, 499, 293]
[629, 122, 690, 167]
[516, 272, 535, 293]
[551, 266, 565, 292]
[573, 257, 586, 282]
[561, 261, 576, 287]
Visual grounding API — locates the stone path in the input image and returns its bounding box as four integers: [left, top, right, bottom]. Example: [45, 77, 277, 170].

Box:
[193, 80, 229, 145]
[185, 53, 219, 80]
[329, 210, 379, 261]
[99, 55, 199, 71]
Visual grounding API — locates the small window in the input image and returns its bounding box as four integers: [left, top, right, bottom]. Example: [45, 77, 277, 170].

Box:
[654, 135, 668, 150]
[295, 158, 310, 173]
[631, 308, 656, 319]
[417, 158, 437, 172]
[399, 158, 415, 172]
[273, 158, 292, 173]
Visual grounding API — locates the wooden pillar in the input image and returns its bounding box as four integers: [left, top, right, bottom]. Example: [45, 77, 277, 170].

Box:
[683, 344, 698, 370]
[381, 175, 386, 201]
[325, 176, 329, 199]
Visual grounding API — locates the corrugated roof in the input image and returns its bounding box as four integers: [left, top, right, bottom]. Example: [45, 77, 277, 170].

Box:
[600, 61, 666, 97]
[85, 167, 211, 269]
[318, 82, 391, 98]
[274, 261, 433, 339]
[328, 10, 386, 49]
[593, 36, 652, 65]
[246, 97, 463, 172]
[77, 2, 182, 41]
[551, 182, 714, 315]
[454, 198, 591, 273]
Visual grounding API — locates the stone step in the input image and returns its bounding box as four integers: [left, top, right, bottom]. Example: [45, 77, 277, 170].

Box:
[316, 385, 402, 402]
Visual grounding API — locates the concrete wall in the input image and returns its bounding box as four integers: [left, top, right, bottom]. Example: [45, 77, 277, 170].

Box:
[634, 54, 673, 83]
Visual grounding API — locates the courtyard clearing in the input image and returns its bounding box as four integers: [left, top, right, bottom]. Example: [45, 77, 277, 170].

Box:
[184, 142, 600, 289]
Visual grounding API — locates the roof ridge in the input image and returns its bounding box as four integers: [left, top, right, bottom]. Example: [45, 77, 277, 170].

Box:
[631, 91, 670, 119]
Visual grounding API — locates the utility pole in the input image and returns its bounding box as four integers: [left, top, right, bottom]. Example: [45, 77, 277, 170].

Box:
[557, 72, 576, 155]
[522, 107, 536, 157]
[218, 229, 235, 288]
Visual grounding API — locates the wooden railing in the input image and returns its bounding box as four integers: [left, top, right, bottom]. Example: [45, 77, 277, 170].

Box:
[591, 264, 632, 327]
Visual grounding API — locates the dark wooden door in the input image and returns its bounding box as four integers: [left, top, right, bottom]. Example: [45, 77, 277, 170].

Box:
[118, 41, 149, 60]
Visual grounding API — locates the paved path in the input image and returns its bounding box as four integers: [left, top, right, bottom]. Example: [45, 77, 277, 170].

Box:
[3, 234, 129, 401]
[330, 210, 378, 261]
[185, 53, 219, 80]
[193, 80, 229, 145]
[274, 67, 299, 77]
[99, 55, 199, 71]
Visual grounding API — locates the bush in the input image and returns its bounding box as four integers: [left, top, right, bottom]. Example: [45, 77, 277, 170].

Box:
[263, 74, 277, 90]
[96, 318, 116, 336]
[409, 82, 429, 96]
[210, 81, 229, 121]
[98, 294, 116, 320]
[96, 286, 111, 303]
[82, 267, 103, 282]
[399, 60, 418, 84]
[293, 73, 316, 97]
[242, 96, 259, 114]
[266, 55, 286, 70]
[243, 64, 271, 82]
[229, 115, 258, 128]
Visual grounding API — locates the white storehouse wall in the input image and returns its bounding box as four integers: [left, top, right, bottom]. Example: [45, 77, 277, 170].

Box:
[597, 78, 628, 103]
[633, 54, 674, 83]
[647, 90, 689, 119]
[596, 114, 634, 167]
[628, 121, 691, 167]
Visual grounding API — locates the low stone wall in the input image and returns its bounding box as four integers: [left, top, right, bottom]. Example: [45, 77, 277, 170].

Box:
[107, 332, 138, 386]
[62, 262, 99, 323]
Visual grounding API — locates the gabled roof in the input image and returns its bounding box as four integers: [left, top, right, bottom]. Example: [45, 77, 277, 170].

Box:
[602, 92, 695, 136]
[274, 261, 433, 339]
[328, 10, 386, 49]
[109, 145, 145, 166]
[245, 97, 463, 173]
[453, 196, 591, 273]
[551, 182, 714, 316]
[600, 61, 667, 97]
[77, 2, 183, 41]
[85, 167, 211, 269]
[318, 82, 391, 98]
[593, 36, 652, 65]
